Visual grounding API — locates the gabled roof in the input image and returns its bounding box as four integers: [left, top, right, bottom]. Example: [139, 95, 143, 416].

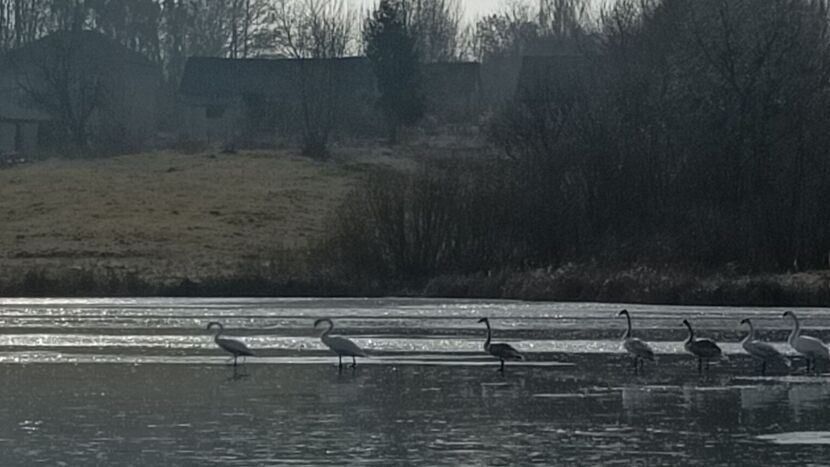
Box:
[0, 100, 52, 121]
[179, 56, 376, 99]
[0, 30, 157, 69]
[179, 56, 482, 100]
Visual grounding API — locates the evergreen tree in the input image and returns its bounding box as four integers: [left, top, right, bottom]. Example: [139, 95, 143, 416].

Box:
[364, 0, 424, 143]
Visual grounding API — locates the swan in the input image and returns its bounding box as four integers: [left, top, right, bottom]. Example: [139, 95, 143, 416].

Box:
[314, 318, 367, 368]
[682, 319, 722, 374]
[783, 311, 829, 373]
[618, 309, 655, 372]
[206, 321, 255, 367]
[478, 318, 524, 372]
[739, 318, 789, 375]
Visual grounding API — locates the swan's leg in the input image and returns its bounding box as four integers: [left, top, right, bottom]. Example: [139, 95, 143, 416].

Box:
[351, 356, 357, 368]
[499, 360, 505, 372]
[697, 358, 703, 374]
[338, 355, 343, 368]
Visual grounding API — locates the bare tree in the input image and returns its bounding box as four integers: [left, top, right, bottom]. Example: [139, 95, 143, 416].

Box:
[228, 0, 271, 58]
[0, 0, 51, 51]
[405, 0, 465, 62]
[264, 0, 357, 158]
[14, 32, 108, 151]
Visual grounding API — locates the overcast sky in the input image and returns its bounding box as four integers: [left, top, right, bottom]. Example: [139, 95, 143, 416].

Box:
[350, 0, 505, 21]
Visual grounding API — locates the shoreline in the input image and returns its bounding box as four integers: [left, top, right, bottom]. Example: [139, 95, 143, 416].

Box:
[1, 263, 828, 307]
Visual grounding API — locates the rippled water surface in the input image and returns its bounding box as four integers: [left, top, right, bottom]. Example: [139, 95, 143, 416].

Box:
[1, 298, 830, 465]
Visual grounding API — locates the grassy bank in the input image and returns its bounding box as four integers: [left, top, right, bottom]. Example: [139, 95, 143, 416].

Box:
[1, 262, 829, 307]
[0, 149, 828, 306]
[0, 147, 419, 285]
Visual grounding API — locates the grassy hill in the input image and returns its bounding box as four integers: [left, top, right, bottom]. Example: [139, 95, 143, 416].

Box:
[0, 148, 412, 286]
[1, 146, 828, 305]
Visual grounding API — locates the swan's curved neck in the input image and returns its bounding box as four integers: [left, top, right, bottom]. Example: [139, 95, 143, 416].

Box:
[622, 313, 632, 339]
[483, 321, 491, 349]
[319, 320, 334, 338]
[787, 315, 800, 343]
[211, 324, 224, 340]
[742, 322, 755, 344]
[684, 322, 694, 344]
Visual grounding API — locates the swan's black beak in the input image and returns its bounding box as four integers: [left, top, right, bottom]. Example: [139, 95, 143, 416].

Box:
[477, 318, 487, 323]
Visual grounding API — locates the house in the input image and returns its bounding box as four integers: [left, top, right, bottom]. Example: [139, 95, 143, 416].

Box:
[178, 56, 483, 147]
[515, 55, 592, 104]
[0, 102, 51, 155]
[178, 56, 379, 146]
[0, 30, 160, 154]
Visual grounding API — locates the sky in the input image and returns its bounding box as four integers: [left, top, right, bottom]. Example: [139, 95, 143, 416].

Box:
[460, 0, 504, 18]
[350, 0, 506, 21]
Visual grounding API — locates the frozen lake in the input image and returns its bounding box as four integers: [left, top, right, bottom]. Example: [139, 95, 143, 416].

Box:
[0, 298, 830, 465]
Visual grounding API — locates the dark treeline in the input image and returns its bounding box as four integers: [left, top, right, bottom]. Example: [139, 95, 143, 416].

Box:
[327, 0, 830, 281]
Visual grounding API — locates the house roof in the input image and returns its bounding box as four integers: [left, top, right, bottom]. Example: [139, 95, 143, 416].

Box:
[0, 30, 158, 122]
[0, 101, 52, 121]
[179, 56, 376, 99]
[0, 30, 157, 70]
[179, 56, 482, 100]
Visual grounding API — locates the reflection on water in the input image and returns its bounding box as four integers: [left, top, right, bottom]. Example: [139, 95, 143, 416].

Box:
[0, 298, 828, 465]
[788, 383, 830, 422]
[740, 385, 787, 411]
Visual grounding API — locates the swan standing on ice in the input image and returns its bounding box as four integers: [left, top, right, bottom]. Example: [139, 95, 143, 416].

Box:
[314, 318, 367, 369]
[739, 318, 789, 376]
[478, 318, 524, 372]
[682, 319, 722, 374]
[783, 311, 829, 373]
[618, 309, 655, 372]
[207, 321, 255, 367]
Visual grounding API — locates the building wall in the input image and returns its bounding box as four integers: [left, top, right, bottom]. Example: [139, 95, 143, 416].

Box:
[181, 99, 244, 148]
[178, 58, 483, 146]
[0, 122, 15, 153]
[1, 36, 161, 153]
[19, 121, 37, 152]
[0, 121, 38, 154]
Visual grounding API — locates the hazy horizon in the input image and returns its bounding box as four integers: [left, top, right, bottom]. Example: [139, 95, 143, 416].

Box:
[350, 0, 504, 20]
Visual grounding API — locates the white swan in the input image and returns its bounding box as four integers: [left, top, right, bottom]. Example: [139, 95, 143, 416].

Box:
[314, 318, 367, 368]
[783, 311, 829, 373]
[618, 309, 655, 372]
[739, 318, 789, 375]
[207, 321, 255, 367]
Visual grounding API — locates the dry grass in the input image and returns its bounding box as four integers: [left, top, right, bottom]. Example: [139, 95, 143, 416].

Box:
[0, 149, 379, 283]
